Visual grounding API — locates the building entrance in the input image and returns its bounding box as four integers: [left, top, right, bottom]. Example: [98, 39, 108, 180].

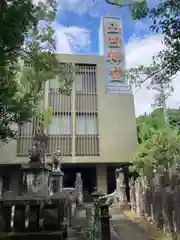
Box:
[62, 164, 96, 202]
[106, 165, 130, 201]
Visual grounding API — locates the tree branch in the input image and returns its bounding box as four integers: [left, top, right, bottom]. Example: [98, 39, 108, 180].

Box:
[142, 62, 169, 84]
[105, 0, 131, 7]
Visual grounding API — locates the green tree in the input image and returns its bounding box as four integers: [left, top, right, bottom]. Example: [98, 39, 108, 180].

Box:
[0, 0, 73, 143]
[133, 108, 180, 177]
[137, 108, 180, 143]
[132, 126, 180, 178]
[137, 108, 165, 143]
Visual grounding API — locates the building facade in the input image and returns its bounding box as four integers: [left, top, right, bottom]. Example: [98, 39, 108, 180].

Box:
[0, 53, 137, 197]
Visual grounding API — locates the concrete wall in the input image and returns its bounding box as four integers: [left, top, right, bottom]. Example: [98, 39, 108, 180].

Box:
[0, 54, 137, 164]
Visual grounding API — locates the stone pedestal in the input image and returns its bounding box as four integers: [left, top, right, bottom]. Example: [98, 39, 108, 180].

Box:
[50, 170, 64, 195]
[21, 162, 51, 197]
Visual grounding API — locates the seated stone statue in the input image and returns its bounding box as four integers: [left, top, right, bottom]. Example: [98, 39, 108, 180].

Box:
[52, 150, 61, 171]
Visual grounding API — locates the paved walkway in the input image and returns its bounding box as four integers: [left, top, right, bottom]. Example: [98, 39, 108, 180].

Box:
[68, 204, 154, 240]
[110, 207, 153, 240]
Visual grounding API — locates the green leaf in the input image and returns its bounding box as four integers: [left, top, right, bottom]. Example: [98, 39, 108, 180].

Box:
[0, 0, 73, 143]
[130, 1, 148, 20]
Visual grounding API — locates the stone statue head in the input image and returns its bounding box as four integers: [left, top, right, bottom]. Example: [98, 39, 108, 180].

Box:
[115, 168, 119, 178]
[75, 173, 82, 183]
[55, 149, 61, 157]
[76, 172, 81, 178]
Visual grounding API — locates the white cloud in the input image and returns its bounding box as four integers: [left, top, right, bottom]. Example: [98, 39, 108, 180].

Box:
[57, 0, 109, 17]
[126, 34, 180, 117]
[58, 0, 94, 15]
[57, 0, 158, 18]
[55, 24, 91, 53]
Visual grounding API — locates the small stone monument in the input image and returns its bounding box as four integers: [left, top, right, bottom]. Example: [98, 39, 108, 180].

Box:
[135, 177, 144, 217]
[75, 173, 83, 205]
[129, 177, 136, 211]
[116, 168, 126, 204]
[50, 150, 64, 195]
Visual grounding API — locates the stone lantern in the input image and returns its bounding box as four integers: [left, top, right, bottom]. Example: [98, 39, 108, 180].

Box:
[21, 134, 51, 197]
[91, 187, 104, 202]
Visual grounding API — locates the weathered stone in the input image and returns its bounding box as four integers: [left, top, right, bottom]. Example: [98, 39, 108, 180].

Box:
[75, 173, 83, 205]
[21, 163, 51, 197]
[129, 177, 136, 212]
[115, 168, 126, 205]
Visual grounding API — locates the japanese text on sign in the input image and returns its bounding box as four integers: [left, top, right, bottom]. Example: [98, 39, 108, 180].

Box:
[103, 17, 125, 86]
[107, 51, 121, 64]
[108, 67, 121, 81]
[107, 36, 120, 48]
[106, 22, 120, 33]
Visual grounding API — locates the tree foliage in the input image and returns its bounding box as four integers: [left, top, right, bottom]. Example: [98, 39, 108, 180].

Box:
[132, 108, 180, 178]
[104, 0, 148, 19]
[133, 126, 180, 178]
[105, 0, 180, 105]
[0, 0, 73, 143]
[127, 0, 180, 95]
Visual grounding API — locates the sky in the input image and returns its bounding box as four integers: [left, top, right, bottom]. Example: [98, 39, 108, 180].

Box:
[47, 0, 180, 116]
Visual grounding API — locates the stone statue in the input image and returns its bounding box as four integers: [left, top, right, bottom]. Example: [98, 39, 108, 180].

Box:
[116, 168, 126, 204]
[135, 177, 144, 217]
[29, 140, 42, 163]
[49, 150, 64, 195]
[52, 150, 61, 171]
[129, 177, 136, 211]
[29, 132, 48, 164]
[75, 173, 83, 204]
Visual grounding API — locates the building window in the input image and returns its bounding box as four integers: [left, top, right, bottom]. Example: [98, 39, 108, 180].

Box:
[48, 115, 71, 135]
[75, 65, 96, 93]
[76, 114, 98, 135]
[19, 122, 33, 136]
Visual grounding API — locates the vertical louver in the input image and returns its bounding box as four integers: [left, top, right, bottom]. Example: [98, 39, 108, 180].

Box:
[75, 64, 99, 156]
[17, 62, 99, 157]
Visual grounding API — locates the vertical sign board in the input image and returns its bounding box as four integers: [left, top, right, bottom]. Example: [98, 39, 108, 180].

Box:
[102, 17, 129, 93]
